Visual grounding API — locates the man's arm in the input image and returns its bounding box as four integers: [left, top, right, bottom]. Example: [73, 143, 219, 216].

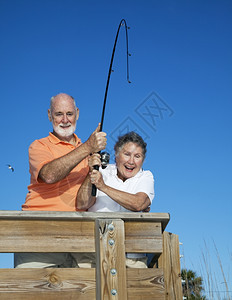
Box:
[76, 153, 101, 210]
[39, 125, 106, 184]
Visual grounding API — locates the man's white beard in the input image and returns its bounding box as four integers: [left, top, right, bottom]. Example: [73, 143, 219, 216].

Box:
[53, 123, 76, 138]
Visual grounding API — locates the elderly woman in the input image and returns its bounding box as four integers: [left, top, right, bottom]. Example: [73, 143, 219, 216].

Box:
[77, 131, 155, 268]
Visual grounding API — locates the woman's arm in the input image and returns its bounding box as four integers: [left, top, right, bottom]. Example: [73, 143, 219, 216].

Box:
[90, 170, 151, 211]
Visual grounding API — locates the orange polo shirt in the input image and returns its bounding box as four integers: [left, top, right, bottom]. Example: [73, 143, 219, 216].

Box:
[22, 133, 89, 211]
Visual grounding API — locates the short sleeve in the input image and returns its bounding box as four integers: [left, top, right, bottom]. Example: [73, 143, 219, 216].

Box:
[28, 140, 54, 184]
[133, 170, 155, 203]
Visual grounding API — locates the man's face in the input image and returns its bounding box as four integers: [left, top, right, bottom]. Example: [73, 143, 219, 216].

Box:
[48, 95, 79, 140]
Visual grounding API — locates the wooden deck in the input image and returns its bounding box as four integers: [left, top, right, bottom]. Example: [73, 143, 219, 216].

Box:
[0, 211, 182, 299]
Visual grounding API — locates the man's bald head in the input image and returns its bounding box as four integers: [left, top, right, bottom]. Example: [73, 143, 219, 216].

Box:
[50, 93, 77, 113]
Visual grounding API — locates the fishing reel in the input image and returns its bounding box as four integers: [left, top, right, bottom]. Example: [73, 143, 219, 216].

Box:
[101, 151, 110, 169]
[91, 151, 110, 196]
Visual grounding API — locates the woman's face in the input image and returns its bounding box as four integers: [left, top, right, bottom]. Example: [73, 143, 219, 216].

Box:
[116, 142, 144, 181]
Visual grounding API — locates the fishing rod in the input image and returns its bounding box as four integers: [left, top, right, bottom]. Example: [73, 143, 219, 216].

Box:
[92, 19, 131, 196]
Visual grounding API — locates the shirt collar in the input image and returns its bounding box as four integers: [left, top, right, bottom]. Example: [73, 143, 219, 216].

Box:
[48, 132, 81, 146]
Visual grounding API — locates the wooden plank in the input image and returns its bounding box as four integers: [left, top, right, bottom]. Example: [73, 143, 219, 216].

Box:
[0, 211, 170, 230]
[0, 219, 95, 252]
[0, 268, 95, 300]
[125, 221, 162, 236]
[125, 236, 162, 254]
[127, 268, 165, 300]
[158, 232, 183, 300]
[125, 222, 163, 253]
[0, 268, 164, 300]
[95, 219, 127, 300]
[0, 219, 163, 254]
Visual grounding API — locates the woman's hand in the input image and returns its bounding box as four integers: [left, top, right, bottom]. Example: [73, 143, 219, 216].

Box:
[88, 153, 101, 171]
[90, 169, 105, 190]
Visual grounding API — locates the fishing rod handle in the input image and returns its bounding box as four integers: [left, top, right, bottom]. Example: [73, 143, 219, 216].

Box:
[91, 165, 99, 196]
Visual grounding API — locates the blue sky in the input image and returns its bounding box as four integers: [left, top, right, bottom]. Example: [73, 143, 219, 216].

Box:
[0, 0, 231, 294]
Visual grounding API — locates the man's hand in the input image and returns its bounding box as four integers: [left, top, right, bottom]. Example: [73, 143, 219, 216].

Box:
[86, 123, 107, 153]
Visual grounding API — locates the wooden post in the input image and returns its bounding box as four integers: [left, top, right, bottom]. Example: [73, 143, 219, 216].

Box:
[158, 232, 183, 300]
[95, 219, 127, 300]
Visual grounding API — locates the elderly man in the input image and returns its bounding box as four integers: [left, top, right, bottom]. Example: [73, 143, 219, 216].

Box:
[22, 93, 106, 211]
[15, 93, 107, 268]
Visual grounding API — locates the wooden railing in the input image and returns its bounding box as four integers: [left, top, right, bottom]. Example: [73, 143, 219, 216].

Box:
[0, 211, 182, 299]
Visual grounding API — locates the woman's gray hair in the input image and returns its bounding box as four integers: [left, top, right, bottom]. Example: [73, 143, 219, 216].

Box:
[114, 131, 147, 158]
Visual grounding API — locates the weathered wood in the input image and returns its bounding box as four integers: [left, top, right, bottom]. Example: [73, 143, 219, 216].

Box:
[0, 219, 163, 254]
[0, 211, 178, 299]
[0, 219, 95, 252]
[158, 232, 183, 300]
[0, 211, 170, 230]
[125, 221, 162, 236]
[0, 268, 96, 300]
[95, 219, 127, 300]
[125, 221, 163, 253]
[0, 268, 165, 300]
[127, 268, 165, 300]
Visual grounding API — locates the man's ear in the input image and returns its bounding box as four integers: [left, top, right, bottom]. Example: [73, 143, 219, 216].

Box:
[48, 109, 52, 122]
[76, 108, 80, 121]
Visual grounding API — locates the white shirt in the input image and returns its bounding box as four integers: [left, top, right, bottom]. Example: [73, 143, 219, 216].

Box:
[88, 164, 155, 213]
[88, 164, 155, 258]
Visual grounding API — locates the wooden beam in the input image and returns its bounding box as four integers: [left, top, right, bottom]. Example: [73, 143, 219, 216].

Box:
[0, 219, 163, 254]
[0, 219, 95, 252]
[125, 221, 163, 253]
[0, 268, 95, 300]
[0, 211, 170, 231]
[95, 219, 127, 300]
[158, 232, 183, 300]
[127, 268, 165, 300]
[0, 268, 165, 300]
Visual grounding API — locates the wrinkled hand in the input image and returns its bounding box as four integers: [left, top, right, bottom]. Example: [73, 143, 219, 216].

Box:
[86, 123, 107, 153]
[90, 169, 105, 190]
[142, 206, 151, 213]
[88, 153, 101, 171]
